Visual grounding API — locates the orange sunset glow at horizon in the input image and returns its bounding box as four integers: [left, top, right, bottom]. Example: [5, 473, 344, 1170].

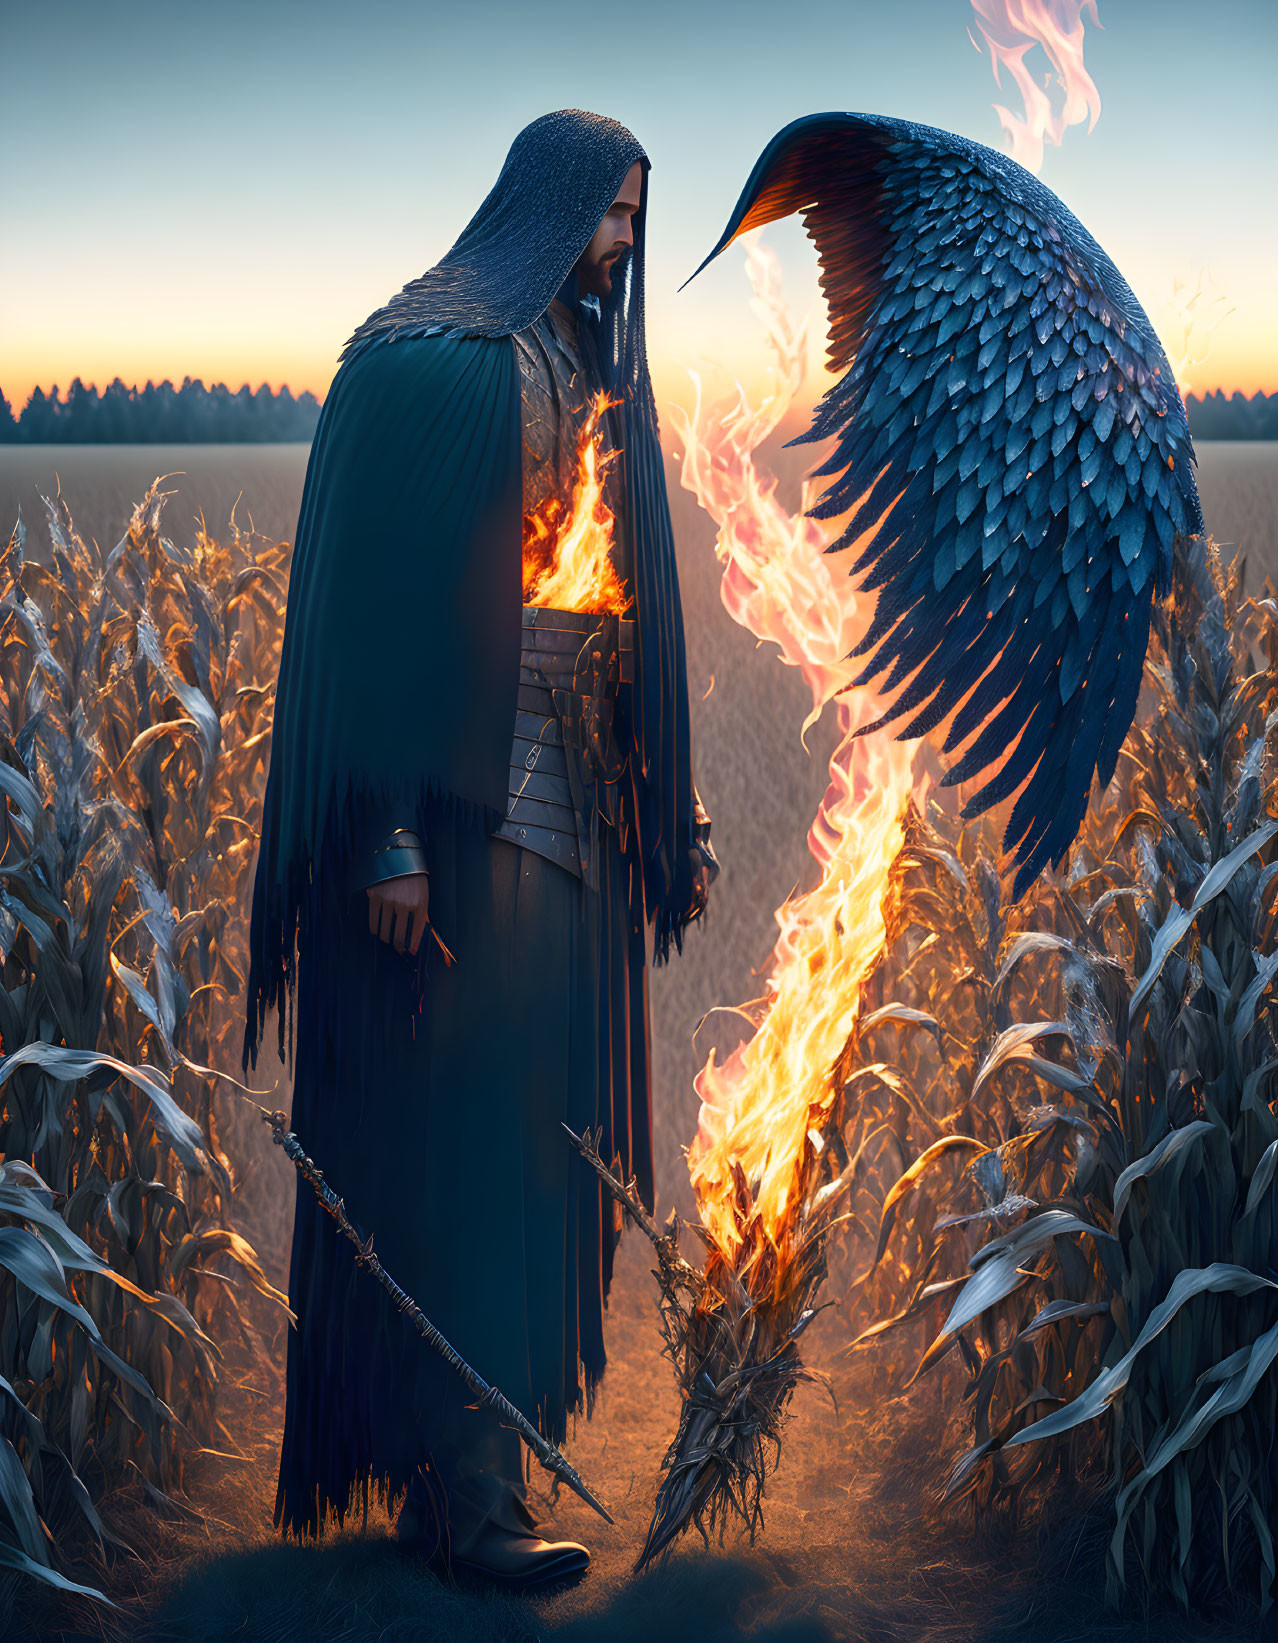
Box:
[5, 3, 1274, 427]
[5, 298, 1276, 424]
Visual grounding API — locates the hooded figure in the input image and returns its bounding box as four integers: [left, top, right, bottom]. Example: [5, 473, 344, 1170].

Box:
[243, 110, 715, 1581]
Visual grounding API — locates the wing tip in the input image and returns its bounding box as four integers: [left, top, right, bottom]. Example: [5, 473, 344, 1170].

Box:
[681, 111, 876, 292]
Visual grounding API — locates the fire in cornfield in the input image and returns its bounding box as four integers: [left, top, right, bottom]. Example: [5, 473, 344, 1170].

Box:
[631, 90, 1201, 1563]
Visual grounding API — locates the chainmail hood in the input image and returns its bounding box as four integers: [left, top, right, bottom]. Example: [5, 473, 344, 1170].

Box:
[342, 109, 647, 353]
[336, 107, 698, 957]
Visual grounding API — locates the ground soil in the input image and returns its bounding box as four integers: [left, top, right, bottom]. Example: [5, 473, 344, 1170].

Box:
[12, 1228, 1274, 1643]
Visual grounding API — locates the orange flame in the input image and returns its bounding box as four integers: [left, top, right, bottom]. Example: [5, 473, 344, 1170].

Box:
[970, 0, 1102, 173]
[523, 390, 631, 616]
[671, 236, 924, 1258]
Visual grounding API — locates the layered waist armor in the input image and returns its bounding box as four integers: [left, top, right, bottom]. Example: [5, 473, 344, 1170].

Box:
[494, 605, 635, 885]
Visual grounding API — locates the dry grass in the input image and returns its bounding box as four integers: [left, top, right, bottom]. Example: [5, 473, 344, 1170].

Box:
[12, 1238, 1270, 1643]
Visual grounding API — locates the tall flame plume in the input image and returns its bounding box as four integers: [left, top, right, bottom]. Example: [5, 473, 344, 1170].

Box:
[671, 236, 923, 1262]
[567, 236, 927, 1566]
[969, 0, 1102, 174]
[523, 390, 630, 615]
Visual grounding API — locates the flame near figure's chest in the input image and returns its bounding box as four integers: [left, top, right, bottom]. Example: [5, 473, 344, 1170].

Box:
[514, 304, 631, 618]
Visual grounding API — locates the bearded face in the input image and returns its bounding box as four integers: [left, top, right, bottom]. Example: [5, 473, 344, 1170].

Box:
[574, 160, 642, 299]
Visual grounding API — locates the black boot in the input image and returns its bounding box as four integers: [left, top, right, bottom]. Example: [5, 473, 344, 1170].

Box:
[452, 1522, 590, 1588]
[441, 1423, 591, 1589]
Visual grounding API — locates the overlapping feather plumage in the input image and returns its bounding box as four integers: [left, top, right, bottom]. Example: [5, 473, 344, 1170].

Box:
[690, 113, 1204, 895]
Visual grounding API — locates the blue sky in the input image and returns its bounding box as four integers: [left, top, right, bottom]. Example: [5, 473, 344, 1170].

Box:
[3, 0, 1274, 407]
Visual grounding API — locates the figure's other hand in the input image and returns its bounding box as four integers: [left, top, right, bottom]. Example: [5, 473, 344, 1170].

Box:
[367, 874, 431, 956]
[687, 790, 719, 922]
[688, 856, 713, 922]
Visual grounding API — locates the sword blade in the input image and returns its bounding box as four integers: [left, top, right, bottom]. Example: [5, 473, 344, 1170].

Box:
[269, 1115, 613, 1526]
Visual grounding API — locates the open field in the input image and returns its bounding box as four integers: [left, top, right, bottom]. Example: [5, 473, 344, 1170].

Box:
[4, 438, 1278, 1641]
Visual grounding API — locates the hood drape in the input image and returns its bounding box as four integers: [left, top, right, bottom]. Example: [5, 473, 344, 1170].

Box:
[245, 109, 696, 1070]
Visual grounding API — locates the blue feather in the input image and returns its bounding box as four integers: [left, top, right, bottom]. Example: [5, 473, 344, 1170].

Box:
[1092, 395, 1117, 442]
[692, 110, 1204, 897]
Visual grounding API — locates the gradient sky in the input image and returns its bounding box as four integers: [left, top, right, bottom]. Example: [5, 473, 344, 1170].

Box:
[3, 0, 1274, 421]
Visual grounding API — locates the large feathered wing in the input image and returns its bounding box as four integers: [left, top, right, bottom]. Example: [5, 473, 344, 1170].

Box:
[689, 113, 1203, 898]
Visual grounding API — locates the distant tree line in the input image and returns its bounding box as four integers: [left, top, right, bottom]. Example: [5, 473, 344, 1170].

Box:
[1185, 390, 1278, 441]
[0, 377, 1273, 445]
[0, 377, 323, 443]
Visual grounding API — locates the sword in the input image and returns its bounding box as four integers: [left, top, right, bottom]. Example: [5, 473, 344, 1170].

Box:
[263, 1108, 614, 1526]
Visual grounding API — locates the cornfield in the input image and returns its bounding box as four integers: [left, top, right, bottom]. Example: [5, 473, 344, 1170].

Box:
[3, 454, 1278, 1625]
[842, 527, 1278, 1613]
[0, 483, 288, 1614]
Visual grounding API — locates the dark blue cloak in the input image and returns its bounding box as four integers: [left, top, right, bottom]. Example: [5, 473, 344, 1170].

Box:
[245, 111, 698, 1080]
[242, 109, 694, 1538]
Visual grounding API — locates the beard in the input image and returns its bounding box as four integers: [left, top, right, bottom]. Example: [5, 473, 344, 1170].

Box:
[577, 244, 631, 300]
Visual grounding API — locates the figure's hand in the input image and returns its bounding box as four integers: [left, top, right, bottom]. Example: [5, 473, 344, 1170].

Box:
[367, 873, 431, 956]
[688, 853, 713, 922]
[687, 791, 719, 922]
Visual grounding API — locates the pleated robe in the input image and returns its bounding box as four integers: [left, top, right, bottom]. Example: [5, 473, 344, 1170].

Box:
[274, 307, 652, 1543]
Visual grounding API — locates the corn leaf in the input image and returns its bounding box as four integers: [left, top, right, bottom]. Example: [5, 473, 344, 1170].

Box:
[1007, 1265, 1278, 1448]
[873, 1136, 988, 1264]
[0, 1539, 112, 1604]
[0, 1042, 209, 1173]
[935, 1210, 1114, 1343]
[1111, 1120, 1215, 1224]
[1131, 822, 1278, 1014]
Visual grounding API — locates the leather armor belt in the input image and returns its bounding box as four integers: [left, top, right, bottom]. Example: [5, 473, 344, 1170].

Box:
[494, 605, 634, 884]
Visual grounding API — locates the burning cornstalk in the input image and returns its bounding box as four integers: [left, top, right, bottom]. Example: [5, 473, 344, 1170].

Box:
[573, 238, 924, 1565]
